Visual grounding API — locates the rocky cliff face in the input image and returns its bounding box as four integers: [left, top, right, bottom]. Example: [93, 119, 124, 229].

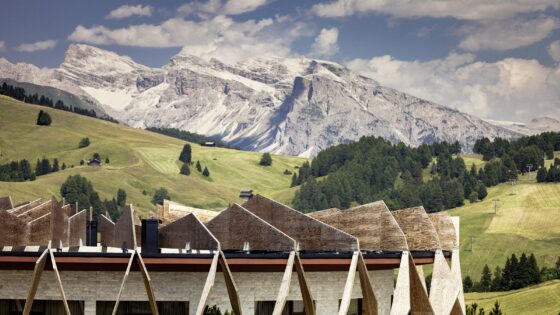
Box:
[0, 44, 520, 156]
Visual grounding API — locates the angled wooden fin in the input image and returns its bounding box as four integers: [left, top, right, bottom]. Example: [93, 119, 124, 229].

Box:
[195, 252, 220, 315]
[23, 249, 71, 315]
[272, 251, 296, 315]
[112, 252, 135, 315]
[358, 252, 378, 315]
[219, 251, 242, 315]
[136, 252, 159, 315]
[23, 249, 49, 315]
[408, 254, 435, 315]
[294, 253, 316, 315]
[338, 251, 359, 315]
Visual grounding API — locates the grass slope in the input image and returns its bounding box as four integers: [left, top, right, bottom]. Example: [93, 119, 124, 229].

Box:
[446, 156, 560, 279]
[0, 96, 305, 215]
[465, 280, 560, 315]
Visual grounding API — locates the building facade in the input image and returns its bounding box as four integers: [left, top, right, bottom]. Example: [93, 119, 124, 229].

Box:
[0, 195, 465, 315]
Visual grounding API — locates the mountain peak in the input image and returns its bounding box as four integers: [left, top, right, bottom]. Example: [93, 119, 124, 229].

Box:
[62, 43, 149, 74]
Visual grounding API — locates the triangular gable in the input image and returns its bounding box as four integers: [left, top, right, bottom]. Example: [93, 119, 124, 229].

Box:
[0, 196, 13, 210]
[99, 214, 115, 247]
[206, 203, 295, 251]
[309, 201, 407, 251]
[0, 209, 30, 246]
[244, 195, 358, 252]
[68, 209, 87, 247]
[159, 213, 219, 250]
[429, 213, 458, 251]
[392, 207, 440, 251]
[111, 205, 137, 249]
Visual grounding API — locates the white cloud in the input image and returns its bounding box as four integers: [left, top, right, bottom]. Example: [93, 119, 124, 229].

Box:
[68, 15, 309, 63]
[310, 27, 339, 57]
[458, 17, 560, 51]
[312, 0, 560, 20]
[549, 40, 560, 63]
[15, 40, 57, 52]
[106, 5, 153, 19]
[178, 0, 267, 17]
[346, 54, 560, 122]
[0, 41, 6, 52]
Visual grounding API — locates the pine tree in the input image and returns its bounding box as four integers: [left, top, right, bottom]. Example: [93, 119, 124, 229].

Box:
[196, 161, 202, 172]
[179, 144, 192, 163]
[259, 153, 272, 166]
[290, 173, 298, 187]
[463, 276, 474, 292]
[36, 110, 52, 126]
[117, 188, 127, 207]
[479, 265, 492, 292]
[61, 163, 66, 170]
[105, 157, 110, 163]
[536, 166, 547, 182]
[202, 166, 210, 177]
[488, 301, 502, 315]
[152, 187, 170, 205]
[52, 158, 60, 172]
[180, 163, 191, 175]
[477, 184, 488, 200]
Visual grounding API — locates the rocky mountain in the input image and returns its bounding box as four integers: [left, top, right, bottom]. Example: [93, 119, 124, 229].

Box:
[0, 44, 520, 157]
[485, 117, 560, 136]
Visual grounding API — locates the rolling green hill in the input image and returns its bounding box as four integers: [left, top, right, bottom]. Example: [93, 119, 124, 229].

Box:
[445, 156, 560, 279]
[0, 78, 106, 115]
[465, 280, 560, 315]
[0, 95, 305, 215]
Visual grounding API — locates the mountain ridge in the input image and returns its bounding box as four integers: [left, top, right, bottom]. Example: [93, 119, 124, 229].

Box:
[0, 44, 521, 157]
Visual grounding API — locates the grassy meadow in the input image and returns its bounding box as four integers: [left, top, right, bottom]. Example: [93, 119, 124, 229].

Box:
[0, 96, 305, 215]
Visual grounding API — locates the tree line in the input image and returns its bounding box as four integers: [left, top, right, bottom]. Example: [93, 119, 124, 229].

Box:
[291, 137, 516, 213]
[147, 127, 230, 148]
[473, 132, 560, 170]
[463, 253, 560, 293]
[0, 157, 69, 182]
[537, 158, 560, 183]
[0, 82, 98, 118]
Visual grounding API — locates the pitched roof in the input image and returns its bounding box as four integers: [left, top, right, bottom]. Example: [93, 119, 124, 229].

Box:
[205, 203, 296, 251]
[244, 195, 358, 252]
[392, 206, 441, 251]
[309, 201, 407, 251]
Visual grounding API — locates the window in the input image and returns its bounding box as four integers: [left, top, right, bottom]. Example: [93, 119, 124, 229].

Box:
[0, 299, 84, 315]
[254, 300, 312, 315]
[96, 301, 188, 315]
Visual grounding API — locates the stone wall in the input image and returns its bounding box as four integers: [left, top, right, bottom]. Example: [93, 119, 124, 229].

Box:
[0, 268, 394, 315]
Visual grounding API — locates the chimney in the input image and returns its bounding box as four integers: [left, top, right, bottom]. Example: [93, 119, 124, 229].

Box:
[141, 219, 159, 254]
[86, 220, 97, 246]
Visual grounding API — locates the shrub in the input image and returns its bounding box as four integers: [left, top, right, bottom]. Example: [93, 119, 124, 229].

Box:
[78, 137, 90, 148]
[259, 153, 272, 166]
[36, 110, 52, 126]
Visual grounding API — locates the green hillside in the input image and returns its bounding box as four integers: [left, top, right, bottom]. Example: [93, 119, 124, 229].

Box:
[0, 78, 106, 115]
[465, 280, 560, 315]
[445, 155, 560, 279]
[0, 95, 305, 215]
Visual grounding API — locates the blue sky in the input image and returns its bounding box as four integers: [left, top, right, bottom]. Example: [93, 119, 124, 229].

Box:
[1, 0, 559, 121]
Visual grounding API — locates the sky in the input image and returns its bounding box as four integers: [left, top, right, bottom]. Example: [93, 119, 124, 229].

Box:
[0, 0, 559, 122]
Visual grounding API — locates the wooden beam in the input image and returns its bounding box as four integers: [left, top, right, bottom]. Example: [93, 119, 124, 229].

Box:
[22, 249, 48, 315]
[112, 252, 135, 315]
[195, 252, 220, 315]
[408, 254, 434, 315]
[272, 251, 295, 315]
[294, 253, 316, 315]
[49, 249, 71, 315]
[357, 252, 378, 315]
[219, 251, 243, 315]
[338, 251, 359, 315]
[136, 253, 159, 315]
